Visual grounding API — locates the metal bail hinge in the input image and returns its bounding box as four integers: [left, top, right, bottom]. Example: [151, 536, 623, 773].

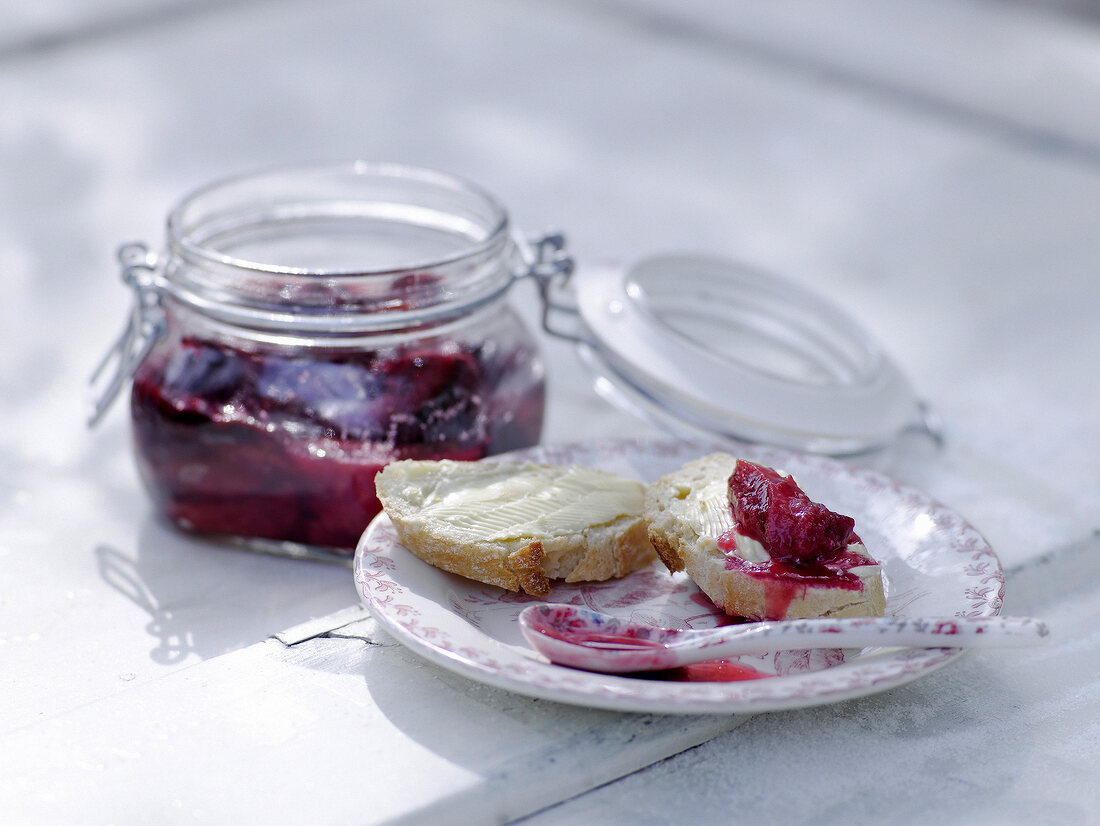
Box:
[524, 231, 574, 282]
[516, 231, 589, 345]
[87, 242, 167, 427]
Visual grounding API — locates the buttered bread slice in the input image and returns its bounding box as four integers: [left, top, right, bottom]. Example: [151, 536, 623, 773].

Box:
[646, 453, 885, 621]
[375, 459, 657, 597]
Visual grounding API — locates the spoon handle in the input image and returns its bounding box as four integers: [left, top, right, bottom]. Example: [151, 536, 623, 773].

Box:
[700, 615, 1050, 659]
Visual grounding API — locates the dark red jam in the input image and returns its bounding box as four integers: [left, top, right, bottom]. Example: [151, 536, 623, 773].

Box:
[131, 333, 543, 552]
[718, 460, 870, 618]
[728, 460, 858, 565]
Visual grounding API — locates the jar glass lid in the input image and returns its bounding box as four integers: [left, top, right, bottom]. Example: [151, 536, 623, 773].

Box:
[551, 253, 925, 454]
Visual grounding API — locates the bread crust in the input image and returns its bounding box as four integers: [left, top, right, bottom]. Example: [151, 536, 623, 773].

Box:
[645, 453, 885, 620]
[376, 459, 657, 597]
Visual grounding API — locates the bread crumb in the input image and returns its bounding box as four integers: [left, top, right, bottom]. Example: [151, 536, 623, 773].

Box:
[508, 541, 551, 597]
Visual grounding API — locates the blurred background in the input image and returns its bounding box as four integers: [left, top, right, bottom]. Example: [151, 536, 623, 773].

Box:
[3, 0, 1099, 725]
[4, 0, 1097, 513]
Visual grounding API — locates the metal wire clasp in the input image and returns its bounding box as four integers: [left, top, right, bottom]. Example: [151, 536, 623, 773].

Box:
[515, 231, 589, 344]
[87, 242, 166, 426]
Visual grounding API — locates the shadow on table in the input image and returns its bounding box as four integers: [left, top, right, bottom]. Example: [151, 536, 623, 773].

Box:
[95, 541, 195, 664]
[92, 516, 353, 665]
[357, 643, 743, 825]
[357, 622, 736, 772]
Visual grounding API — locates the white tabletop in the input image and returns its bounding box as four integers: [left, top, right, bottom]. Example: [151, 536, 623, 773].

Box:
[2, 1, 1098, 823]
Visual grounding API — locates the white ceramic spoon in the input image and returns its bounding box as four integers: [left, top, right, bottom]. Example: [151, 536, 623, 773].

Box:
[518, 603, 1049, 674]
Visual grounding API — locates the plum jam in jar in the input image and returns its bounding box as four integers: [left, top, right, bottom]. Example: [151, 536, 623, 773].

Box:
[91, 163, 571, 558]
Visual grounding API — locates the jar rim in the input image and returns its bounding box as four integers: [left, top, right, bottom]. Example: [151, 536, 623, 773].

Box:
[165, 161, 512, 277]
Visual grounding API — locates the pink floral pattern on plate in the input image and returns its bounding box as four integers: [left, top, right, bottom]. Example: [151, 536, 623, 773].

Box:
[353, 438, 1005, 714]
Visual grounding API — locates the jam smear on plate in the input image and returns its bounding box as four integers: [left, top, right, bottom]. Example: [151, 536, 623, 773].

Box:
[641, 659, 772, 682]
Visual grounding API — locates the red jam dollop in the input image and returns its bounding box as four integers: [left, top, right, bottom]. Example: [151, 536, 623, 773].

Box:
[131, 335, 544, 551]
[727, 460, 858, 565]
[717, 460, 869, 617]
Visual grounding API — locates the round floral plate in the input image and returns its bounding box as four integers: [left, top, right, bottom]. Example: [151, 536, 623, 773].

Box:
[353, 438, 1004, 714]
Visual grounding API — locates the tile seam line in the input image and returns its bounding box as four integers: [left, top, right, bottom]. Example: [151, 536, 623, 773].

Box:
[508, 715, 752, 825]
[1002, 528, 1100, 580]
[553, 0, 1100, 170]
[0, 0, 275, 63]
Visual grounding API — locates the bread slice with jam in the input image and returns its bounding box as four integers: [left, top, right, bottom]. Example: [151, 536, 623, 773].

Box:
[645, 453, 885, 621]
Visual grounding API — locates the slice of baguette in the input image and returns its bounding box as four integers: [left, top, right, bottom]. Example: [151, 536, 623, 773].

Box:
[375, 459, 657, 597]
[645, 453, 885, 620]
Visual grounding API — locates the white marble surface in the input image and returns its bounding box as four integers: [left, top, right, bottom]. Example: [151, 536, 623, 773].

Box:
[1, 0, 1098, 823]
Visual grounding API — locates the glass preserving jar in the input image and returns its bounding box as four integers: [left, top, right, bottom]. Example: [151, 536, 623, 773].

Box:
[91, 163, 572, 558]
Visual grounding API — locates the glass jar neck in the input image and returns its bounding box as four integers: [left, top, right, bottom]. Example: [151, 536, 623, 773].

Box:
[160, 162, 519, 334]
